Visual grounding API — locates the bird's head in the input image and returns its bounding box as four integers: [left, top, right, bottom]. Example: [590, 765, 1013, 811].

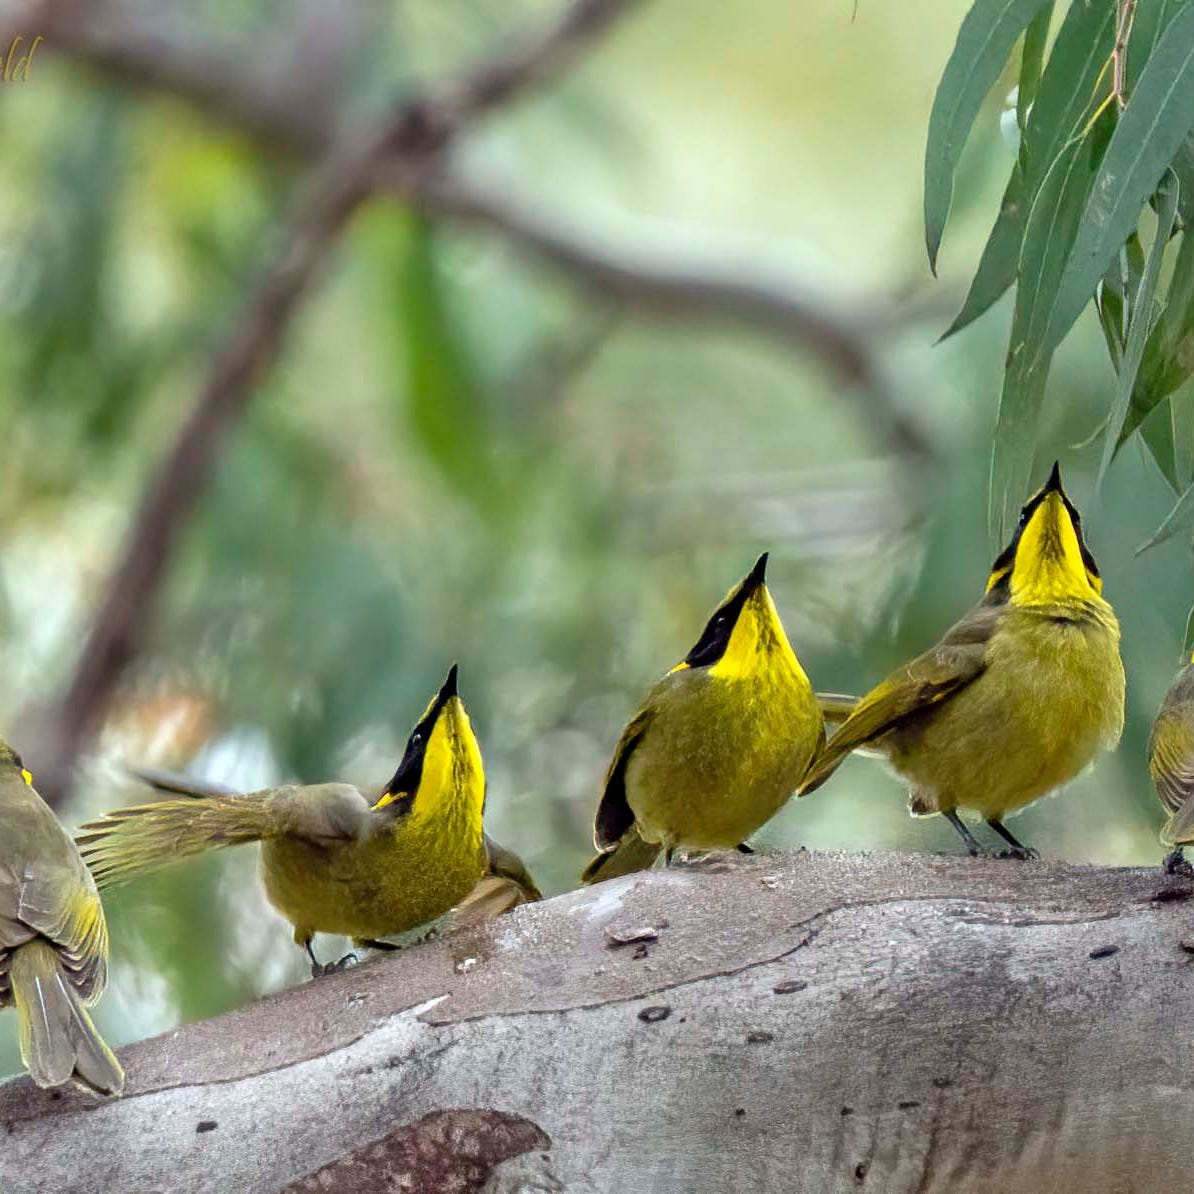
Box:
[985, 462, 1103, 607]
[672, 553, 802, 681]
[373, 664, 485, 828]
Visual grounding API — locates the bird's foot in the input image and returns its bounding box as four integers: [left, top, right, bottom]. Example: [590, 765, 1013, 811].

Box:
[311, 952, 357, 979]
[995, 845, 1040, 861]
[1163, 849, 1194, 878]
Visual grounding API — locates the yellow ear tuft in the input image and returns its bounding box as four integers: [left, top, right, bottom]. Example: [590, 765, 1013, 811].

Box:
[21, 768, 32, 787]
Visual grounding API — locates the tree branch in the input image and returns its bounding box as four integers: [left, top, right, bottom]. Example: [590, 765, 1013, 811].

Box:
[1, 851, 1190, 1192]
[6, 0, 924, 459]
[27, 0, 640, 802]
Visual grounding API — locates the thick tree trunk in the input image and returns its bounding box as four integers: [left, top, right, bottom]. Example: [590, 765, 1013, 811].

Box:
[2, 850, 1193, 1193]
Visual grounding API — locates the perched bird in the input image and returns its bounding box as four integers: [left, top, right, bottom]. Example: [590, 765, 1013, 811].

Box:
[800, 463, 1125, 857]
[0, 740, 124, 1094]
[125, 766, 542, 920]
[1148, 657, 1194, 873]
[78, 666, 505, 976]
[582, 552, 825, 882]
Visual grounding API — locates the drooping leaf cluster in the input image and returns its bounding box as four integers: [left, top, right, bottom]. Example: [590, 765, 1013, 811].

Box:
[926, 0, 1194, 553]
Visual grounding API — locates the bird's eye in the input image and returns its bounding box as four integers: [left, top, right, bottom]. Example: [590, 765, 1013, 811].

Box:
[411, 732, 422, 748]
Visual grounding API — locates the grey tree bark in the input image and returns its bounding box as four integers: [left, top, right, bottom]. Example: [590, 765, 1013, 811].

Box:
[2, 849, 1193, 1193]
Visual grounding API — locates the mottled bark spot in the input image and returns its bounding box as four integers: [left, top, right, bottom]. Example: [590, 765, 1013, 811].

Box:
[282, 1109, 550, 1193]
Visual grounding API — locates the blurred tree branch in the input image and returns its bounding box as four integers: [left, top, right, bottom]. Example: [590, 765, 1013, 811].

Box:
[3, 0, 925, 454]
[20, 0, 643, 802]
[5, 0, 934, 800]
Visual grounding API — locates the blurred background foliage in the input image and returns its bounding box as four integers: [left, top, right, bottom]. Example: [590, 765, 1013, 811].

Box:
[0, 0, 1190, 1079]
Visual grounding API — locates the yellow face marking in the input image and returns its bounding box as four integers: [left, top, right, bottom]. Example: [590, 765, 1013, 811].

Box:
[667, 661, 690, 675]
[985, 566, 1010, 594]
[709, 585, 808, 684]
[21, 768, 32, 787]
[1009, 492, 1100, 606]
[408, 697, 485, 828]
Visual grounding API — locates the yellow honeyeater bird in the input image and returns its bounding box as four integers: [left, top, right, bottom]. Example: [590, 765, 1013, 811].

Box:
[800, 463, 1125, 857]
[582, 552, 825, 883]
[1148, 658, 1194, 873]
[0, 741, 123, 1094]
[78, 666, 497, 976]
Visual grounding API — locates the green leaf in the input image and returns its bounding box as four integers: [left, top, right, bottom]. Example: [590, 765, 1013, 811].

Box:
[989, 113, 1109, 538]
[1122, 225, 1194, 440]
[942, 0, 1115, 338]
[394, 213, 491, 503]
[1172, 377, 1194, 486]
[1173, 130, 1194, 219]
[1138, 472, 1194, 552]
[1142, 393, 1180, 487]
[1098, 175, 1180, 486]
[1130, 0, 1194, 84]
[1184, 600, 1194, 652]
[1044, 3, 1194, 356]
[924, 0, 1053, 273]
[1017, 2, 1053, 131]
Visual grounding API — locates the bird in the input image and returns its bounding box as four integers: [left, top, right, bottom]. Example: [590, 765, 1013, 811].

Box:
[1148, 656, 1194, 875]
[124, 764, 543, 917]
[0, 739, 124, 1094]
[77, 665, 507, 976]
[582, 552, 825, 882]
[800, 462, 1125, 858]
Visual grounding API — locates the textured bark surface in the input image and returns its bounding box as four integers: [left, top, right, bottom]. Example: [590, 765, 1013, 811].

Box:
[2, 849, 1194, 1193]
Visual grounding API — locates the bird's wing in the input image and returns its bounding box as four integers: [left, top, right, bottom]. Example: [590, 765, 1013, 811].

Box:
[484, 835, 542, 902]
[0, 777, 108, 998]
[800, 604, 997, 795]
[593, 707, 654, 850]
[1150, 707, 1194, 842]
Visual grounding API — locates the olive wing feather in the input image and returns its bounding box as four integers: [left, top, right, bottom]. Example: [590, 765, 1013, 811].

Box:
[800, 604, 998, 796]
[0, 777, 108, 1000]
[593, 708, 654, 850]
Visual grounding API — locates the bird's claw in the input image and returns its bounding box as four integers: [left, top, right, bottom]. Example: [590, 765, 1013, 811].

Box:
[312, 952, 358, 978]
[996, 846, 1039, 861]
[1163, 849, 1194, 878]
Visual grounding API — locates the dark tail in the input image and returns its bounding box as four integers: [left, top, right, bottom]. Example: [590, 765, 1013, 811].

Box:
[10, 940, 124, 1095]
[581, 827, 662, 884]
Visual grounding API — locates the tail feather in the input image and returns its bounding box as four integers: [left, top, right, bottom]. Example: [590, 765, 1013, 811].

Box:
[581, 827, 662, 884]
[10, 940, 124, 1095]
[76, 794, 277, 890]
[817, 692, 859, 725]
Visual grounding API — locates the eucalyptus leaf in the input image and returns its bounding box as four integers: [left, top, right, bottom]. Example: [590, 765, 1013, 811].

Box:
[1017, 2, 1053, 131]
[1098, 175, 1180, 486]
[924, 0, 1053, 273]
[1138, 471, 1194, 552]
[1141, 386, 1180, 488]
[1172, 377, 1194, 486]
[942, 0, 1115, 337]
[1044, 3, 1194, 357]
[990, 116, 1107, 537]
[1123, 226, 1194, 440]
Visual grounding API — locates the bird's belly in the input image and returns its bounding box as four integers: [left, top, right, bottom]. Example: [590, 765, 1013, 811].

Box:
[261, 830, 484, 942]
[886, 620, 1124, 818]
[628, 683, 823, 849]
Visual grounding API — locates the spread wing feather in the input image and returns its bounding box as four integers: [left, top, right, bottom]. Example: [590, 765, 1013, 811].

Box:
[799, 604, 999, 796]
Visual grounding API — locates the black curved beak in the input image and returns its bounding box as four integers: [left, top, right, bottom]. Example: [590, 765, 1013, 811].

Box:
[1044, 460, 1064, 495]
[440, 663, 459, 702]
[745, 552, 769, 592]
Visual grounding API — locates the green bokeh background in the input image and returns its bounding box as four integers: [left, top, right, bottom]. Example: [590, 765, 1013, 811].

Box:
[1, 0, 1189, 1077]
